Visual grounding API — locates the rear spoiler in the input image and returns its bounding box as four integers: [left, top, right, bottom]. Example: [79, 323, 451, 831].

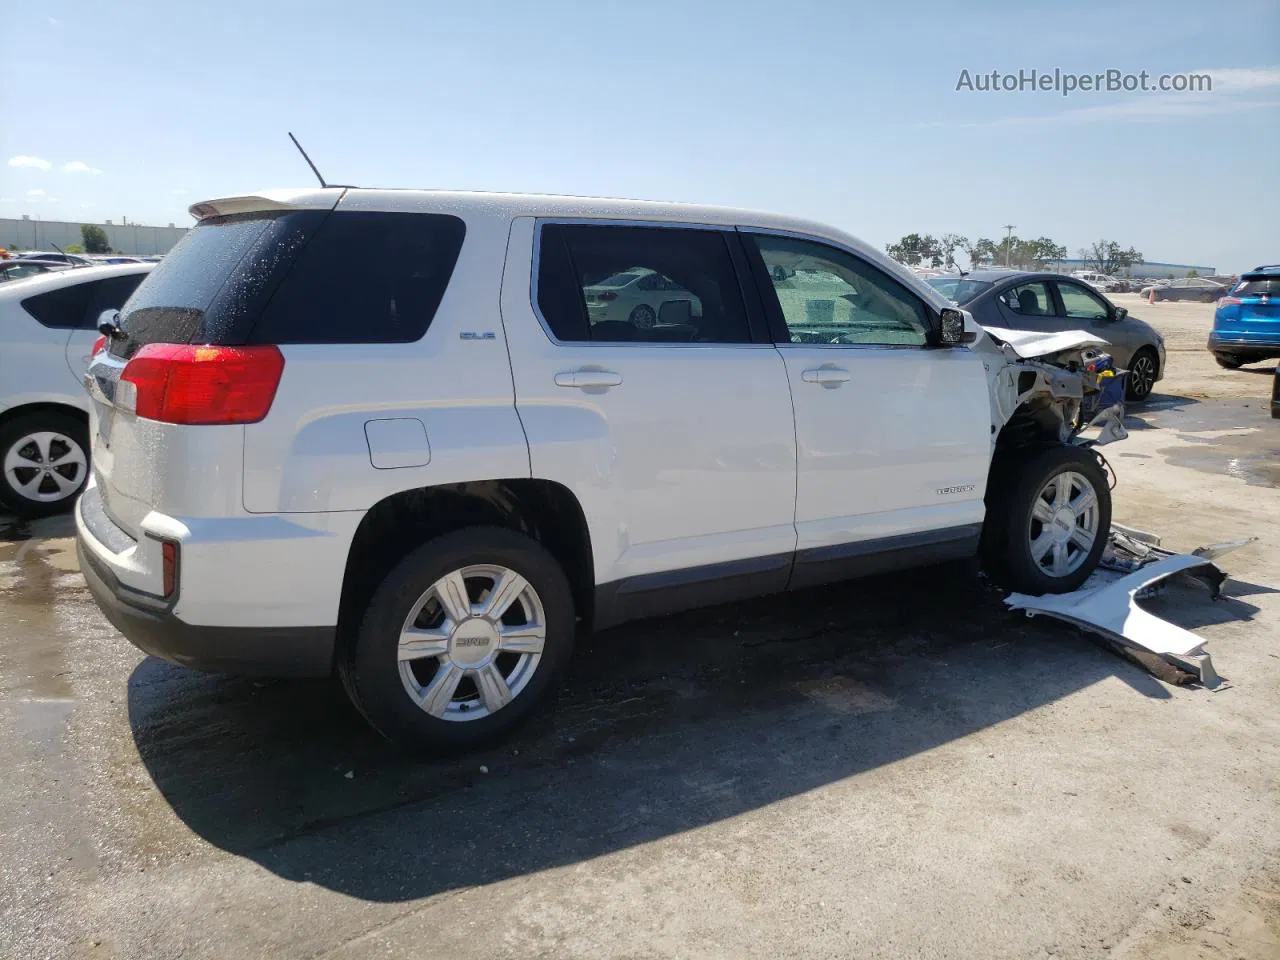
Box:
[189, 188, 345, 221]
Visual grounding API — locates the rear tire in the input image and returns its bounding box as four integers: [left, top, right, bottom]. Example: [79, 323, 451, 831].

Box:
[0, 410, 90, 517]
[982, 445, 1111, 595]
[629, 304, 656, 329]
[1214, 353, 1244, 369]
[339, 526, 575, 754]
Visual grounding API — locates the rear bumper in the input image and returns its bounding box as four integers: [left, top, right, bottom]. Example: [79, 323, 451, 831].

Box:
[74, 483, 344, 676]
[1208, 330, 1280, 355]
[77, 536, 335, 676]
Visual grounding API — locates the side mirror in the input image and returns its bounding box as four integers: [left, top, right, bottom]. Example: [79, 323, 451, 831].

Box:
[97, 309, 121, 337]
[939, 307, 974, 345]
[1112, 306, 1128, 322]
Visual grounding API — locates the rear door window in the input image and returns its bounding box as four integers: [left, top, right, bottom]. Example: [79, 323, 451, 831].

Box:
[536, 224, 751, 344]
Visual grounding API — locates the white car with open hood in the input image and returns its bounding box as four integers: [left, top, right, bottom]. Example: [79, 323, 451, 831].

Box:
[75, 188, 1126, 752]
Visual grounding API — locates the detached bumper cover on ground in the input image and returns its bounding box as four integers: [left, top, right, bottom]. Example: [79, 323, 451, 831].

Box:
[1005, 554, 1230, 686]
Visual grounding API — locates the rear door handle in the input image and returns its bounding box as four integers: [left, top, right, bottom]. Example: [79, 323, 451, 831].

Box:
[800, 367, 851, 384]
[554, 369, 623, 389]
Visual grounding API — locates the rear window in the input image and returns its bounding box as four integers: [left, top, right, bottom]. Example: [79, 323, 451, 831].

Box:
[22, 273, 147, 329]
[927, 277, 991, 304]
[113, 209, 465, 357]
[112, 211, 323, 357]
[1234, 278, 1280, 297]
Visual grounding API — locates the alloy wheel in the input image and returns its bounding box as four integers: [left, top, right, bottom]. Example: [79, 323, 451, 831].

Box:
[1026, 470, 1100, 578]
[396, 564, 546, 721]
[1128, 353, 1156, 399]
[3, 431, 87, 504]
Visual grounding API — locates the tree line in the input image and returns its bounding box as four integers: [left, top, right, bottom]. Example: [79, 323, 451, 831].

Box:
[885, 233, 1143, 275]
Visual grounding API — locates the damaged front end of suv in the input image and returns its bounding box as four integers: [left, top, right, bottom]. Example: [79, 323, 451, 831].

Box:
[977, 325, 1129, 453]
[971, 323, 1131, 595]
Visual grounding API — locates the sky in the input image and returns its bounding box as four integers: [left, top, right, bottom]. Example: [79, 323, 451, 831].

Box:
[1, 0, 1277, 271]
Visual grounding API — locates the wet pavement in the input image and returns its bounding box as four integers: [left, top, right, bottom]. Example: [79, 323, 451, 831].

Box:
[2, 322, 1279, 957]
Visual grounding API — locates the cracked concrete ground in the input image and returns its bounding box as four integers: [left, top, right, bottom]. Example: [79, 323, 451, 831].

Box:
[1, 296, 1276, 959]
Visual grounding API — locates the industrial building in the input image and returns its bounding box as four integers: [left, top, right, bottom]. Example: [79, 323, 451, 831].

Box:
[0, 216, 188, 256]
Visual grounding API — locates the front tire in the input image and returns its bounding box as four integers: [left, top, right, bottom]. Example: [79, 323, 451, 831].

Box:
[0, 411, 90, 517]
[339, 527, 575, 754]
[982, 445, 1111, 595]
[1214, 353, 1244, 369]
[1125, 347, 1159, 401]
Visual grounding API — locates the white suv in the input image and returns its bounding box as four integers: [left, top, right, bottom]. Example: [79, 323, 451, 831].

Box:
[76, 189, 1123, 751]
[0, 263, 152, 515]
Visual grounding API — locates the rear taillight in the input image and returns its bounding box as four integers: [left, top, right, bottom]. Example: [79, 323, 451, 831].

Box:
[91, 335, 107, 357]
[161, 540, 179, 598]
[120, 344, 285, 425]
[598, 291, 618, 301]
[1218, 296, 1243, 306]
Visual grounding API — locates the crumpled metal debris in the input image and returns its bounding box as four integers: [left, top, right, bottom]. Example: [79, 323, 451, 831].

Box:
[1006, 554, 1229, 687]
[1102, 523, 1259, 576]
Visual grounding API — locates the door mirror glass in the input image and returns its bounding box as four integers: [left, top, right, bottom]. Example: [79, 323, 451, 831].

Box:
[939, 308, 966, 345]
[1112, 306, 1128, 322]
[97, 308, 121, 335]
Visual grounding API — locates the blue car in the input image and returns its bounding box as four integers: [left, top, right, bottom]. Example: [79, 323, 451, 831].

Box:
[1209, 264, 1280, 368]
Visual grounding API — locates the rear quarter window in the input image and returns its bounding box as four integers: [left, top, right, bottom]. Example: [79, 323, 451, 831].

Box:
[113, 210, 465, 354]
[248, 211, 466, 345]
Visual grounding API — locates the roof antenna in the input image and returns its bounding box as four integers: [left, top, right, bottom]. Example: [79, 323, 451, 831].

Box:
[49, 241, 84, 268]
[288, 132, 328, 188]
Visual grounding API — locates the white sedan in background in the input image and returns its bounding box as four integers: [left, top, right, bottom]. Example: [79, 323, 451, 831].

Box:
[582, 268, 701, 330]
[0, 263, 152, 515]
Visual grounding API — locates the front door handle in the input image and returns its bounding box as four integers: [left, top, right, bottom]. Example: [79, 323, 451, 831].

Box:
[554, 369, 623, 389]
[800, 367, 851, 384]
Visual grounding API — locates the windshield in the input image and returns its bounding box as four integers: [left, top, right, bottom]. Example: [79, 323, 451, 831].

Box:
[927, 277, 992, 304]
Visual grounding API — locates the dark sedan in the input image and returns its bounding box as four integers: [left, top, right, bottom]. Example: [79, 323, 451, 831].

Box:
[928, 270, 1166, 401]
[0, 259, 72, 282]
[1140, 277, 1226, 302]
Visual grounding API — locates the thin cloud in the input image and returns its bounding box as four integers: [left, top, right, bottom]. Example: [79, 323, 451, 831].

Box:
[26, 188, 46, 197]
[9, 155, 52, 170]
[49, 17, 62, 26]
[1199, 66, 1280, 91]
[62, 160, 103, 175]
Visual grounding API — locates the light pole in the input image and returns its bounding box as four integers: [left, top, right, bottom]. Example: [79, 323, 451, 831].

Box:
[1002, 224, 1016, 267]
